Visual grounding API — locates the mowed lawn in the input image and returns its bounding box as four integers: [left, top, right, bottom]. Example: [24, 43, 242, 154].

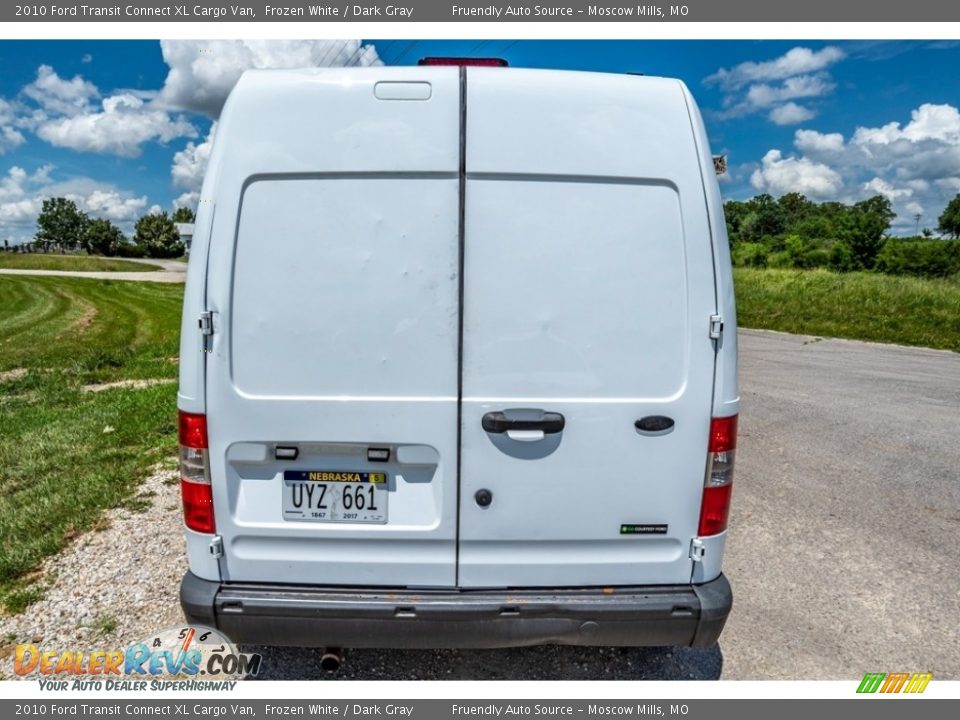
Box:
[735, 268, 960, 352]
[0, 275, 183, 613]
[0, 253, 160, 272]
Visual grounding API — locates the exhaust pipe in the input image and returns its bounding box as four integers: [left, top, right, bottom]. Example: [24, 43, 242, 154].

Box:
[320, 648, 342, 673]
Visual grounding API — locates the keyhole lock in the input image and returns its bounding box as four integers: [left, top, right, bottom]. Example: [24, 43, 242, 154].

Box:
[475, 489, 493, 507]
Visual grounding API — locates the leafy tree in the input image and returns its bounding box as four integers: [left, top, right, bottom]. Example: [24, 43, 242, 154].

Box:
[35, 197, 89, 252]
[938, 194, 960, 238]
[172, 206, 196, 224]
[844, 196, 894, 270]
[85, 218, 125, 257]
[778, 192, 815, 225]
[134, 211, 184, 258]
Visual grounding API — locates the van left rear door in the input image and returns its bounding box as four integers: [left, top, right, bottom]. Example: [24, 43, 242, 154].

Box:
[202, 68, 462, 588]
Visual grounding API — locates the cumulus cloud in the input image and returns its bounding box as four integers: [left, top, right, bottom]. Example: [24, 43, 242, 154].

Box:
[0, 98, 28, 154]
[794, 129, 845, 155]
[171, 122, 216, 191]
[23, 65, 98, 116]
[706, 46, 844, 124]
[750, 149, 843, 199]
[706, 46, 846, 91]
[0, 165, 150, 243]
[769, 102, 816, 126]
[158, 40, 382, 117]
[749, 103, 960, 232]
[37, 93, 196, 157]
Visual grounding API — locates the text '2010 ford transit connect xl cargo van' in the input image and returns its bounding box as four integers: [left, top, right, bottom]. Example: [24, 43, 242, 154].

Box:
[178, 62, 739, 651]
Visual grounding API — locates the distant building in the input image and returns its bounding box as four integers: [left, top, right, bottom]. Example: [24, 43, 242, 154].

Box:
[175, 223, 195, 255]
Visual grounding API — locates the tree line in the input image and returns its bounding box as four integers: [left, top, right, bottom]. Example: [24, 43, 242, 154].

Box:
[725, 192, 960, 279]
[2, 197, 196, 259]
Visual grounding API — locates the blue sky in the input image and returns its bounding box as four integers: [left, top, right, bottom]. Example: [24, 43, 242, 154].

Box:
[1, 39, 958, 243]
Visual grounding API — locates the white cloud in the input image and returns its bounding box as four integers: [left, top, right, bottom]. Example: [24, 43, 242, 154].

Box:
[158, 40, 382, 117]
[37, 93, 196, 157]
[23, 65, 98, 116]
[852, 103, 960, 146]
[173, 191, 200, 210]
[171, 122, 216, 191]
[706, 46, 844, 125]
[706, 46, 845, 91]
[745, 75, 835, 109]
[769, 102, 816, 126]
[794, 129, 846, 156]
[750, 149, 843, 199]
[0, 98, 28, 154]
[81, 54, 93, 64]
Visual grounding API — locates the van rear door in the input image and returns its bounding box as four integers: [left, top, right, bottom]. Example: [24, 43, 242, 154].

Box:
[457, 69, 718, 587]
[202, 68, 461, 587]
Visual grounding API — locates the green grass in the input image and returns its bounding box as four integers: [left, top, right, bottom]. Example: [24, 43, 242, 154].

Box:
[0, 254, 160, 272]
[0, 275, 183, 613]
[735, 268, 960, 351]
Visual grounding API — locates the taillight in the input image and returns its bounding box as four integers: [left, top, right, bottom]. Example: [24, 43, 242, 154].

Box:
[417, 57, 508, 67]
[698, 415, 738, 536]
[178, 411, 214, 534]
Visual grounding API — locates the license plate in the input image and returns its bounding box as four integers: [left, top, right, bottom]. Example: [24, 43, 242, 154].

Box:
[282, 470, 388, 524]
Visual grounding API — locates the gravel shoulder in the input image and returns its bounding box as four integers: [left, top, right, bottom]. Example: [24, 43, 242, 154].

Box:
[0, 467, 187, 679]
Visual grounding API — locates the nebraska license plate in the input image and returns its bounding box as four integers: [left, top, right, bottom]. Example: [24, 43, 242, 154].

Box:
[282, 470, 388, 524]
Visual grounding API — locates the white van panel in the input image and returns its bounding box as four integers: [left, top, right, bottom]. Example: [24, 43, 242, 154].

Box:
[458, 69, 718, 587]
[201, 68, 462, 587]
[231, 177, 460, 399]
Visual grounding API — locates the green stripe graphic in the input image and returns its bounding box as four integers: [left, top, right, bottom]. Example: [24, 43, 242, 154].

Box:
[857, 673, 886, 693]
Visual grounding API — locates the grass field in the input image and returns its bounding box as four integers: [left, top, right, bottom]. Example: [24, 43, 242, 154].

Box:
[0, 275, 183, 613]
[0, 254, 160, 272]
[734, 268, 960, 352]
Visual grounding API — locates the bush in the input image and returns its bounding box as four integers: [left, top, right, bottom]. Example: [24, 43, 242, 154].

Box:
[113, 242, 148, 259]
[731, 242, 768, 268]
[134, 212, 184, 259]
[84, 219, 125, 257]
[829, 243, 854, 272]
[767, 251, 793, 269]
[875, 239, 960, 278]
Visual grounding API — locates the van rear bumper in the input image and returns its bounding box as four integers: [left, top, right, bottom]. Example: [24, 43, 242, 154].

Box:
[180, 572, 731, 649]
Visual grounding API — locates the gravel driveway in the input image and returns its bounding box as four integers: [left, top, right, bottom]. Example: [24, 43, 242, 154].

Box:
[3, 329, 957, 680]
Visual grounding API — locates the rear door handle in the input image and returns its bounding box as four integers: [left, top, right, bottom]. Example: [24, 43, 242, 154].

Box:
[481, 411, 566, 435]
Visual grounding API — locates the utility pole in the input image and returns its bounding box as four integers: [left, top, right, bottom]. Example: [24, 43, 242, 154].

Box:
[914, 213, 922, 235]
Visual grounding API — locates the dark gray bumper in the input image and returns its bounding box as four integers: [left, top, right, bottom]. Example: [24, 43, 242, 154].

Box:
[181, 571, 731, 649]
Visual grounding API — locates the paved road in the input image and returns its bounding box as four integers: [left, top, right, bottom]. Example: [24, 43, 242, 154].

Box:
[243, 329, 960, 680]
[0, 257, 186, 283]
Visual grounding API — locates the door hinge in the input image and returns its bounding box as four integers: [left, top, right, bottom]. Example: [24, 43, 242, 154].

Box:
[199, 311, 214, 336]
[689, 538, 705, 562]
[709, 314, 724, 341]
[209, 535, 224, 559]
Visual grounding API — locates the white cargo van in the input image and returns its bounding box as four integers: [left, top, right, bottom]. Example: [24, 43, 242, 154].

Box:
[179, 63, 739, 651]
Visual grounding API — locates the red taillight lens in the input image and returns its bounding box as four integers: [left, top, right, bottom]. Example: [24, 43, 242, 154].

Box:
[699, 415, 738, 536]
[178, 410, 214, 533]
[179, 411, 208, 449]
[417, 57, 508, 67]
[180, 479, 215, 534]
[708, 414, 738, 453]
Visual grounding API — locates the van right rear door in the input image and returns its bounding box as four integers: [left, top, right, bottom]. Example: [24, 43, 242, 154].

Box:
[457, 69, 719, 588]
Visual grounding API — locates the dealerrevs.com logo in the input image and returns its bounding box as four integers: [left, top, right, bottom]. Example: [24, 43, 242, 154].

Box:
[14, 625, 261, 690]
